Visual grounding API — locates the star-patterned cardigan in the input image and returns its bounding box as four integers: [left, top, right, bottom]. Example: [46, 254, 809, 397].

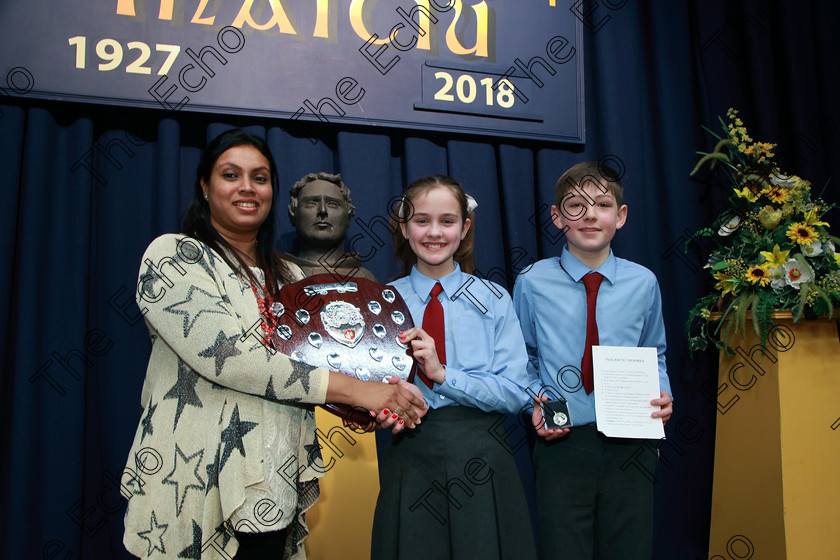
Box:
[122, 234, 331, 559]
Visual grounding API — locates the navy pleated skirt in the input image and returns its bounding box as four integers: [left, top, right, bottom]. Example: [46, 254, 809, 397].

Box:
[371, 406, 537, 560]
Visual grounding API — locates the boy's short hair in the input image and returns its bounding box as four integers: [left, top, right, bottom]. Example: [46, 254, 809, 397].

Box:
[554, 161, 624, 209]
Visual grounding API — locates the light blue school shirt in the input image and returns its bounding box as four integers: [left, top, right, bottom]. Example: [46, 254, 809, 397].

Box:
[512, 246, 670, 427]
[390, 264, 532, 415]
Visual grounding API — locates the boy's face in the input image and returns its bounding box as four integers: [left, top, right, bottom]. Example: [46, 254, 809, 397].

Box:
[551, 179, 627, 265]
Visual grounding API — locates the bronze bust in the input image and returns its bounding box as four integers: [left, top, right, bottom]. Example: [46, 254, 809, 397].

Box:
[286, 172, 376, 282]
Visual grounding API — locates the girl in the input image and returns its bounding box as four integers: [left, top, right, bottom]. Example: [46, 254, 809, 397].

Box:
[371, 175, 537, 559]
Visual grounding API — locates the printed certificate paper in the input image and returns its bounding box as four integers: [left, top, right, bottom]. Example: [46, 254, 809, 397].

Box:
[592, 346, 665, 439]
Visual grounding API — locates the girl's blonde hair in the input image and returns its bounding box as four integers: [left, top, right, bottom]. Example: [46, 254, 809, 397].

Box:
[390, 175, 476, 279]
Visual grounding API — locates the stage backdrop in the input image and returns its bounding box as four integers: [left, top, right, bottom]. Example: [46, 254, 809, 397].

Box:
[1, 1, 838, 559]
[0, 0, 585, 142]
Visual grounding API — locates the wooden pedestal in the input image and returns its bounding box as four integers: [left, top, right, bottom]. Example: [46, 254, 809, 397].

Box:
[304, 408, 380, 559]
[709, 312, 840, 559]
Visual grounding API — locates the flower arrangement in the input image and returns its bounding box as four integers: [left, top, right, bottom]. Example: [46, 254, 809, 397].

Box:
[685, 109, 840, 354]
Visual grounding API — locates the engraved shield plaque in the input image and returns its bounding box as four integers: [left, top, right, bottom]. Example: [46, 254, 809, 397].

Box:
[269, 274, 416, 425]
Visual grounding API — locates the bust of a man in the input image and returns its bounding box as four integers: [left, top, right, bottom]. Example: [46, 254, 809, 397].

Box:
[286, 172, 376, 281]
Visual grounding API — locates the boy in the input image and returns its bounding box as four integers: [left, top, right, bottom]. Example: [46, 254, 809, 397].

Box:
[513, 161, 673, 559]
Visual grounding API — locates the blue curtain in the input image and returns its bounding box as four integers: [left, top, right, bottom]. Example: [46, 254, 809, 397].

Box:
[1, 1, 838, 558]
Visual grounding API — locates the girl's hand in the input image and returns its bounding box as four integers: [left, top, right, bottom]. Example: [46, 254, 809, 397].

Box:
[326, 373, 426, 430]
[359, 376, 426, 429]
[374, 377, 428, 434]
[399, 327, 445, 384]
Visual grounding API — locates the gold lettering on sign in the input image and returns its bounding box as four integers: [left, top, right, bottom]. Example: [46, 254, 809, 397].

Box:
[349, 0, 389, 46]
[116, 0, 137, 16]
[113, 0, 492, 57]
[406, 0, 436, 51]
[158, 0, 174, 20]
[192, 0, 218, 25]
[445, 0, 488, 57]
[232, 0, 297, 34]
[116, 0, 215, 24]
[314, 0, 331, 38]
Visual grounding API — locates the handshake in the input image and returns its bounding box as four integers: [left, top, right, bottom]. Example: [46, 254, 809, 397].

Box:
[339, 376, 428, 435]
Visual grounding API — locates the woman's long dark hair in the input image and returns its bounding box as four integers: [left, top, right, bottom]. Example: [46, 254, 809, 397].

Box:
[390, 175, 476, 279]
[182, 129, 292, 297]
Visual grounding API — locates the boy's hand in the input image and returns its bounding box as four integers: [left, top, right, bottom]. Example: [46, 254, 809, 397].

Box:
[531, 395, 570, 441]
[399, 327, 446, 384]
[651, 390, 673, 425]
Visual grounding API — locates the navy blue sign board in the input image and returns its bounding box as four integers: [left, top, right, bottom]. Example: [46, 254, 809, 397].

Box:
[0, 1, 584, 143]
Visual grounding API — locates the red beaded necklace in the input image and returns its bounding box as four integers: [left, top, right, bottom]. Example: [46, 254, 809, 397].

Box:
[233, 242, 278, 342]
[249, 269, 278, 342]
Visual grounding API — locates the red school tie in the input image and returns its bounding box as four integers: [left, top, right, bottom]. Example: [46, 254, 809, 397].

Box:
[580, 273, 604, 394]
[418, 282, 446, 389]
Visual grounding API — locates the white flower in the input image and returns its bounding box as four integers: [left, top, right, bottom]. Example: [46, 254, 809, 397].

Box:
[767, 266, 786, 289]
[825, 240, 836, 255]
[801, 240, 823, 257]
[770, 173, 797, 188]
[717, 214, 741, 236]
[782, 258, 813, 289]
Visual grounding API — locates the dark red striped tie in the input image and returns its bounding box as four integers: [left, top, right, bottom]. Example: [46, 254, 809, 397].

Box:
[581, 273, 604, 394]
[418, 282, 446, 389]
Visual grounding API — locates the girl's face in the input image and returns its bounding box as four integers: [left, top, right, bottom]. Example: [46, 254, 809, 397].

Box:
[400, 185, 471, 279]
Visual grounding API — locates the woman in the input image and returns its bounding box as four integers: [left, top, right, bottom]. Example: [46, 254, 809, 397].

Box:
[122, 129, 425, 559]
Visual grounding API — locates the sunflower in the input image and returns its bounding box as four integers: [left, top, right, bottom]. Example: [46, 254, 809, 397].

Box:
[744, 265, 771, 286]
[763, 186, 788, 203]
[786, 222, 818, 245]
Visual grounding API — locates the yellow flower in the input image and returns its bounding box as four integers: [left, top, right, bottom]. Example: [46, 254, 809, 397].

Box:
[745, 265, 771, 286]
[755, 142, 775, 158]
[734, 186, 759, 202]
[781, 203, 794, 219]
[757, 206, 783, 229]
[759, 244, 790, 268]
[786, 222, 818, 246]
[713, 271, 740, 297]
[763, 186, 788, 203]
[802, 207, 829, 227]
[700, 308, 711, 320]
[835, 253, 840, 266]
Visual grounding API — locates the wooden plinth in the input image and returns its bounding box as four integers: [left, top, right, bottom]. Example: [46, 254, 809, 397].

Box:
[304, 408, 380, 559]
[709, 312, 840, 559]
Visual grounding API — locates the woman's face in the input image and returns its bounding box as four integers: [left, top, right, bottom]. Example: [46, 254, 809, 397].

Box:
[201, 144, 273, 240]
